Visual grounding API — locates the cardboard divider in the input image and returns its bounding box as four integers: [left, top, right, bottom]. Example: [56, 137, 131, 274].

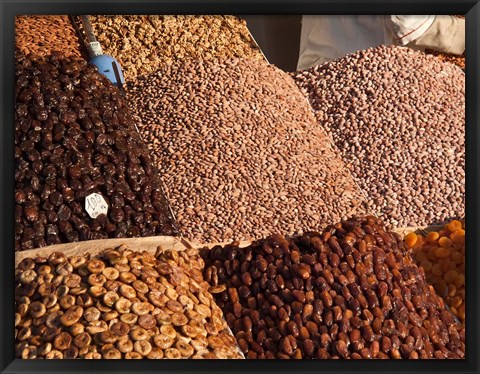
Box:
[15, 225, 447, 266]
[15, 236, 192, 267]
[392, 225, 443, 237]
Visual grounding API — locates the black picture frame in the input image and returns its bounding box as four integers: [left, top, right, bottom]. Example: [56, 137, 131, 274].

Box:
[1, 1, 478, 373]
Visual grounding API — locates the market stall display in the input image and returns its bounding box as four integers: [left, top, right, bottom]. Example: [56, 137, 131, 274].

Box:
[90, 15, 264, 82]
[292, 45, 465, 228]
[201, 216, 465, 359]
[13, 15, 467, 361]
[128, 58, 368, 244]
[15, 53, 177, 251]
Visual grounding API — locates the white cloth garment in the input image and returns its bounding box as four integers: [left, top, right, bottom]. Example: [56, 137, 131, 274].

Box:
[298, 15, 465, 70]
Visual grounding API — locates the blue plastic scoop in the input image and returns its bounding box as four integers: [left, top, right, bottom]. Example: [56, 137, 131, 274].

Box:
[71, 15, 126, 92]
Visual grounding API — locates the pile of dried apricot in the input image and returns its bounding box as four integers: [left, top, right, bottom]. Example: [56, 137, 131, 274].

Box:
[405, 220, 465, 325]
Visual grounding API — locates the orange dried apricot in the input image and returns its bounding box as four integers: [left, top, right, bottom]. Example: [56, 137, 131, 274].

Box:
[434, 246, 451, 259]
[438, 236, 453, 248]
[415, 250, 428, 263]
[450, 229, 465, 244]
[447, 220, 462, 233]
[405, 232, 418, 248]
[454, 274, 465, 289]
[443, 269, 458, 284]
[426, 231, 440, 242]
[451, 251, 464, 264]
[404, 218, 465, 325]
[431, 263, 443, 276]
[419, 260, 432, 272]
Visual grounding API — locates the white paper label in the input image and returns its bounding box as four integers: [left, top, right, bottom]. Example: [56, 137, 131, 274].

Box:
[85, 193, 108, 219]
[87, 41, 103, 57]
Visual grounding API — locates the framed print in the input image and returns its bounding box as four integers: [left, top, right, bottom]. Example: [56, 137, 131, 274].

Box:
[1, 1, 478, 374]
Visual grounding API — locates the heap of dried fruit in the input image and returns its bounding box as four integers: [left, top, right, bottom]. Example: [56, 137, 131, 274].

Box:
[15, 246, 243, 359]
[15, 53, 177, 251]
[202, 216, 465, 359]
[405, 219, 465, 325]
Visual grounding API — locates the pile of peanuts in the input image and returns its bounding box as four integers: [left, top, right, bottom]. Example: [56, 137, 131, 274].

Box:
[292, 45, 465, 227]
[405, 219, 465, 325]
[201, 216, 465, 359]
[14, 246, 243, 359]
[15, 16, 85, 59]
[15, 53, 177, 251]
[128, 58, 367, 244]
[90, 15, 263, 81]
